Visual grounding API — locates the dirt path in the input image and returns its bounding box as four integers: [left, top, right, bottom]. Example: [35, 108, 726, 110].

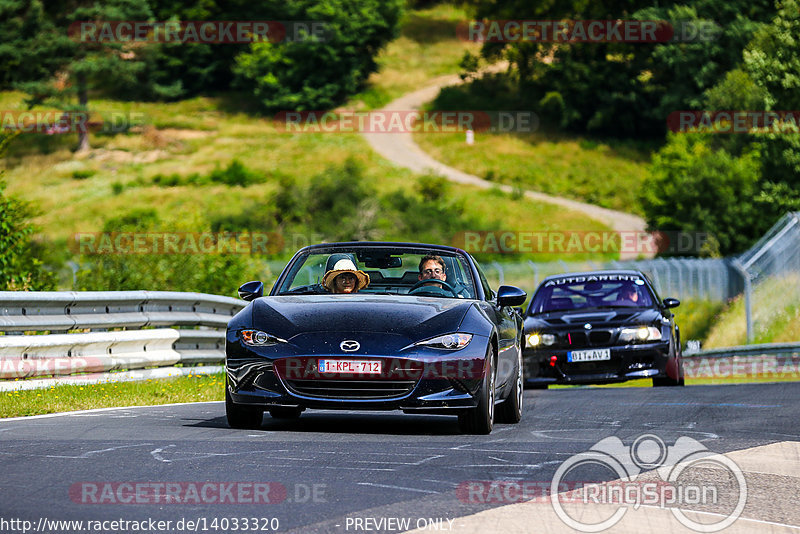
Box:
[361, 74, 649, 260]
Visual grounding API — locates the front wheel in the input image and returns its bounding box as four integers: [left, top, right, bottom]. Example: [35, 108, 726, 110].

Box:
[458, 346, 496, 434]
[226, 387, 264, 429]
[496, 349, 523, 424]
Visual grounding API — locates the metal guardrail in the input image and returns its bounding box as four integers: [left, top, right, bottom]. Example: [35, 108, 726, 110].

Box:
[0, 291, 244, 332]
[0, 291, 244, 390]
[684, 342, 800, 359]
[683, 342, 800, 381]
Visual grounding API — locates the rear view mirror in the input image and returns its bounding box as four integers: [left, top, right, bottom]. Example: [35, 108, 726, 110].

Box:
[663, 297, 680, 309]
[238, 280, 264, 301]
[497, 285, 527, 307]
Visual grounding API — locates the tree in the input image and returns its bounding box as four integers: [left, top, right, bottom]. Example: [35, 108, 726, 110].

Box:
[0, 132, 56, 290]
[234, 0, 402, 111]
[8, 0, 153, 151]
[640, 134, 764, 256]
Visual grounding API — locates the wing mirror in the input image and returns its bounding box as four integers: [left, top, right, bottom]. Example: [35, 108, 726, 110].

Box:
[238, 280, 264, 301]
[663, 297, 680, 309]
[497, 285, 527, 307]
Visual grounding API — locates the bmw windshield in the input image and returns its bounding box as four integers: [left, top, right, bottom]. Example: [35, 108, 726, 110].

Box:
[529, 274, 655, 314]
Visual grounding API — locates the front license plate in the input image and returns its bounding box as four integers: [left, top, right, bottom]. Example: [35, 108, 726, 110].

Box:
[567, 349, 611, 362]
[318, 359, 382, 374]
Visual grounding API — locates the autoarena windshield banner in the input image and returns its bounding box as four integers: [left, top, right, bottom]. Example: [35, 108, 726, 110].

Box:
[273, 111, 539, 133]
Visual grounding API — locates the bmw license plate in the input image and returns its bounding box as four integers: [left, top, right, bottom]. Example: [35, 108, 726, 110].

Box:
[567, 349, 611, 362]
[318, 359, 382, 374]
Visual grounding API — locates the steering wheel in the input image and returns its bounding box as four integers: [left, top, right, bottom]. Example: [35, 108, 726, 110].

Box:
[408, 278, 459, 297]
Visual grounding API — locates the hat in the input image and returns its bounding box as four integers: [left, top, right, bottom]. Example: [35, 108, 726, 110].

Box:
[322, 258, 370, 291]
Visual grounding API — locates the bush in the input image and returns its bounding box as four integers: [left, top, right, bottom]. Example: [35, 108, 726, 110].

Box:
[640, 134, 764, 255]
[234, 0, 403, 111]
[74, 209, 265, 296]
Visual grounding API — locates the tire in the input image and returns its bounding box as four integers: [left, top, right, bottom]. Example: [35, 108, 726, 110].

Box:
[268, 407, 303, 419]
[458, 346, 496, 434]
[226, 387, 264, 429]
[496, 349, 523, 424]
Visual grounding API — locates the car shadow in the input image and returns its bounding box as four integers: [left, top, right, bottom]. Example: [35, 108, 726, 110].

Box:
[190, 412, 465, 436]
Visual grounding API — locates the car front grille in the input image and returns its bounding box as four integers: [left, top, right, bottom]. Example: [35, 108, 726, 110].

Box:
[563, 330, 614, 348]
[283, 378, 417, 399]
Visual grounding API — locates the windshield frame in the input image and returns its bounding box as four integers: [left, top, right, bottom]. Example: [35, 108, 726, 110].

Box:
[270, 243, 482, 300]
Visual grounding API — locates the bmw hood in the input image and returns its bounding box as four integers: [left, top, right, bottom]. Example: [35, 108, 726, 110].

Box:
[250, 295, 474, 342]
[525, 308, 665, 330]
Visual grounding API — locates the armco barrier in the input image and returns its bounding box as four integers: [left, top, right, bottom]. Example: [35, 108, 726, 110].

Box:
[0, 291, 244, 332]
[0, 291, 245, 390]
[683, 342, 800, 380]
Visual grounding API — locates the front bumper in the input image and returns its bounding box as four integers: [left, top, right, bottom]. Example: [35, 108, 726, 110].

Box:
[226, 344, 490, 412]
[523, 341, 672, 385]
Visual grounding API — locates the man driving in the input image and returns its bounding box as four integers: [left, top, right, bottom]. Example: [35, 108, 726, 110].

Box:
[418, 254, 447, 286]
[416, 254, 469, 298]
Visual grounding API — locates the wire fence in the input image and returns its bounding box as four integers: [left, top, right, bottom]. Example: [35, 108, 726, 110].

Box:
[733, 212, 800, 342]
[260, 215, 799, 344]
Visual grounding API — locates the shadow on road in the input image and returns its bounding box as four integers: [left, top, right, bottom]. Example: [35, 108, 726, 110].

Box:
[188, 412, 467, 436]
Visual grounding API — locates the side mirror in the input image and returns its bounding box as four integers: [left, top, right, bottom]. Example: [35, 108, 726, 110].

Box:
[238, 280, 264, 301]
[497, 285, 527, 307]
[663, 297, 680, 309]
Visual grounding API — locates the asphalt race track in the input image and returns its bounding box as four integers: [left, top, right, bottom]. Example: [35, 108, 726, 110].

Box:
[1, 383, 799, 533]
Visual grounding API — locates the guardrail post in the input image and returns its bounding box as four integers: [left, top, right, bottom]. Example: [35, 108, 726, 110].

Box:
[732, 260, 753, 344]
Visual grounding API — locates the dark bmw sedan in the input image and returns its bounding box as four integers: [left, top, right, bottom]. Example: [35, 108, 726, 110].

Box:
[522, 270, 684, 388]
[226, 242, 527, 434]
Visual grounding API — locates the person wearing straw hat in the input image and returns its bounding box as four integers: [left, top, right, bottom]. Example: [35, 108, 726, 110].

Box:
[322, 258, 370, 294]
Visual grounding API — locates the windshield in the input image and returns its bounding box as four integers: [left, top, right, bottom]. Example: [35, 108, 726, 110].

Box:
[529, 274, 655, 314]
[275, 246, 477, 299]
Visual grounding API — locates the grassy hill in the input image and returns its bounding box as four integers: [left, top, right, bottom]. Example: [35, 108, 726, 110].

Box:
[704, 276, 800, 348]
[0, 4, 662, 293]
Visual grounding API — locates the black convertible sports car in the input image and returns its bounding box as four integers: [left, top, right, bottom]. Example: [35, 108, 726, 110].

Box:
[226, 242, 527, 434]
[522, 270, 684, 388]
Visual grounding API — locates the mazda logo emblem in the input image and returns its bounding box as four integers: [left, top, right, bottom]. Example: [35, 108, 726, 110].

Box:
[340, 340, 360, 352]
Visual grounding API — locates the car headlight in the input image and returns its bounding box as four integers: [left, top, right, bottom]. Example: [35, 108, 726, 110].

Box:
[618, 326, 662, 343]
[527, 333, 555, 347]
[415, 333, 472, 350]
[240, 329, 287, 346]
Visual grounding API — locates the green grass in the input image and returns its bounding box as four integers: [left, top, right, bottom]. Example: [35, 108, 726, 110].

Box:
[413, 129, 652, 214]
[673, 299, 727, 348]
[704, 275, 800, 348]
[0, 373, 224, 418]
[348, 4, 480, 109]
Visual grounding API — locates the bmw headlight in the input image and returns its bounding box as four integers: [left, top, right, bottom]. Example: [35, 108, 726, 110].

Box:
[415, 333, 472, 350]
[619, 326, 662, 343]
[240, 329, 287, 346]
[527, 333, 555, 347]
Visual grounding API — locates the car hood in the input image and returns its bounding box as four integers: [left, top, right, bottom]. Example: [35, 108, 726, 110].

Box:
[251, 295, 474, 342]
[525, 308, 665, 330]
